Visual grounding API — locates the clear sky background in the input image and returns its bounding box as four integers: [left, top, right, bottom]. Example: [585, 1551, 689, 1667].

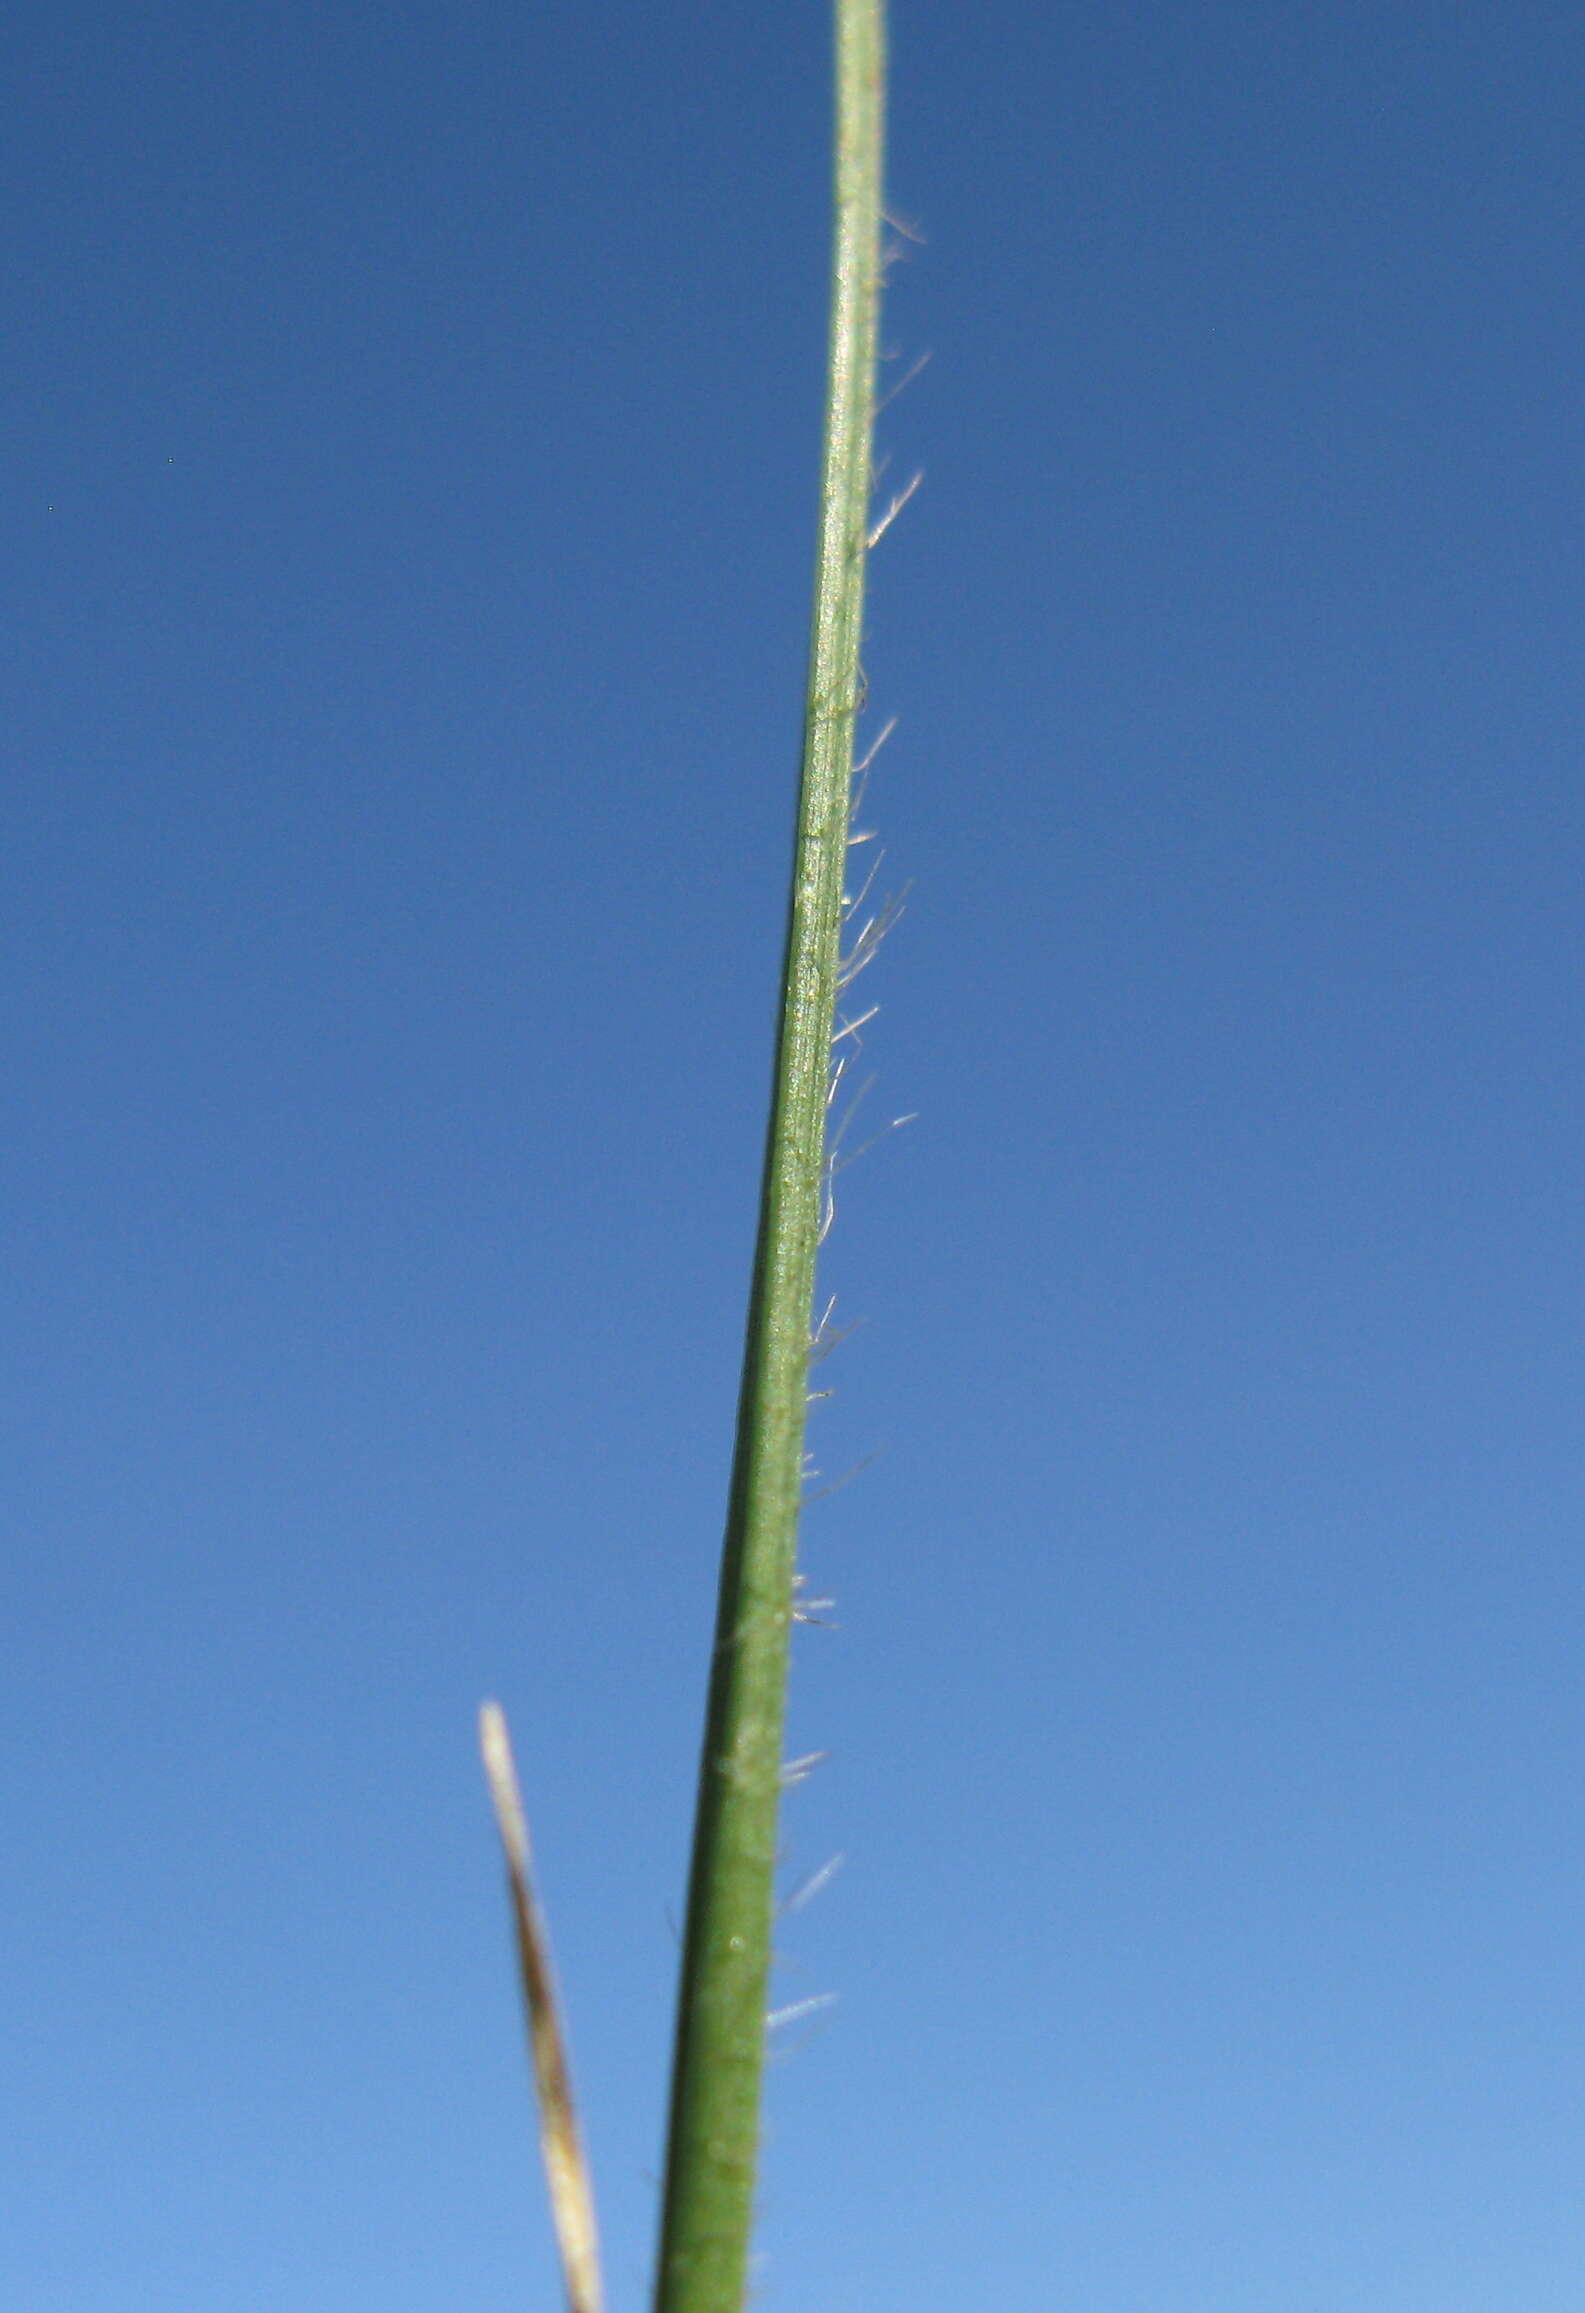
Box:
[7, 3, 1585, 2308]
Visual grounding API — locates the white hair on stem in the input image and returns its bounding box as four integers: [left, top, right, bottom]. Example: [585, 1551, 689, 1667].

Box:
[847, 714, 898, 843]
[790, 1571, 836, 1626]
[841, 843, 885, 924]
[831, 1002, 880, 1047]
[875, 349, 932, 418]
[780, 1853, 845, 1916]
[866, 469, 923, 550]
[780, 1750, 829, 1788]
[804, 1450, 879, 1505]
[808, 1298, 861, 1367]
[837, 884, 909, 991]
[765, 1992, 838, 2035]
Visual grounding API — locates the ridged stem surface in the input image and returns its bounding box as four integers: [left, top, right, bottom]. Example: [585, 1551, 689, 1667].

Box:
[652, 6, 887, 2308]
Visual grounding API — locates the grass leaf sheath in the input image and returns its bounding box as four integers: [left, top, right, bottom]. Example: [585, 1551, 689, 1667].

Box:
[653, 5, 889, 2310]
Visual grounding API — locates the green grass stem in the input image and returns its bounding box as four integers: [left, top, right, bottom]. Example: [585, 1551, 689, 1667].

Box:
[652, 5, 889, 2309]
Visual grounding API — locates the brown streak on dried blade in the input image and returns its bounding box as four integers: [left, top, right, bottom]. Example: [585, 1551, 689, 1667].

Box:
[479, 1701, 605, 2313]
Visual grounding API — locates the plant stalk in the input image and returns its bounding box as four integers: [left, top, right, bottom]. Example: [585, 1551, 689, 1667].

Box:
[652, 5, 888, 2309]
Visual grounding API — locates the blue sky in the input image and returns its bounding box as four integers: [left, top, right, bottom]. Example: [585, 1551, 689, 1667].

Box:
[7, 2, 1585, 2306]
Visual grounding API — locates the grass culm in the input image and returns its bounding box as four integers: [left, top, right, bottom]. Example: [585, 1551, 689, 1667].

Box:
[483, 6, 892, 2309]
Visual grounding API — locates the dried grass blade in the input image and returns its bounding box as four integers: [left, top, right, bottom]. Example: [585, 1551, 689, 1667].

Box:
[479, 1701, 604, 2313]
